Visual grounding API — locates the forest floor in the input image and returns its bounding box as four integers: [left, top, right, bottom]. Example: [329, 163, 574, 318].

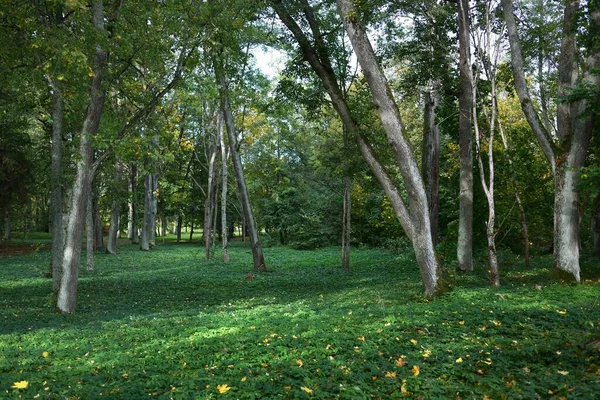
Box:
[1, 239, 599, 399]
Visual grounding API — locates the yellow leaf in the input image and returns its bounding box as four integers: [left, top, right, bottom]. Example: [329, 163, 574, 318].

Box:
[456, 357, 463, 363]
[400, 379, 411, 395]
[301, 386, 313, 394]
[42, 351, 49, 358]
[241, 376, 247, 382]
[422, 349, 432, 358]
[411, 365, 420, 376]
[395, 357, 407, 367]
[459, 320, 465, 325]
[557, 370, 569, 375]
[296, 359, 303, 367]
[557, 309, 567, 315]
[357, 336, 365, 341]
[12, 381, 28, 389]
[217, 384, 231, 394]
[385, 371, 397, 378]
[410, 339, 418, 345]
[284, 385, 291, 390]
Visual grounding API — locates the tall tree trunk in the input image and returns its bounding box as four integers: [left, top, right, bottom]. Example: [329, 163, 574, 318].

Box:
[57, 0, 107, 313]
[457, 0, 474, 271]
[49, 78, 64, 292]
[213, 56, 266, 271]
[204, 131, 218, 260]
[86, 184, 94, 272]
[422, 84, 440, 245]
[129, 163, 139, 244]
[106, 161, 123, 254]
[3, 208, 10, 240]
[92, 191, 103, 249]
[341, 175, 351, 272]
[140, 172, 156, 251]
[593, 195, 600, 256]
[219, 114, 230, 262]
[337, 0, 441, 296]
[502, 0, 598, 281]
[176, 214, 183, 243]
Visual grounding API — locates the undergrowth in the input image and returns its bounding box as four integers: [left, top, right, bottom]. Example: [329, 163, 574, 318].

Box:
[0, 242, 599, 399]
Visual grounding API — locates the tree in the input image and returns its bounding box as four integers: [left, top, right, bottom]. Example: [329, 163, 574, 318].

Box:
[502, 0, 600, 281]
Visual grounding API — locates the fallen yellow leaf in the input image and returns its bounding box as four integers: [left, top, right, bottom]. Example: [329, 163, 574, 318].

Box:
[42, 351, 49, 358]
[456, 357, 463, 363]
[241, 376, 247, 382]
[217, 384, 231, 394]
[412, 365, 420, 376]
[385, 371, 397, 378]
[284, 386, 291, 390]
[401, 380, 411, 395]
[301, 386, 313, 394]
[12, 381, 28, 389]
[296, 359, 303, 367]
[459, 320, 465, 325]
[423, 349, 432, 358]
[357, 336, 365, 341]
[557, 370, 569, 375]
[395, 357, 407, 367]
[410, 339, 418, 345]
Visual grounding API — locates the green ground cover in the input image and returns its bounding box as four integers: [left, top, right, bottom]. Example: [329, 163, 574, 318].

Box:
[1, 242, 599, 399]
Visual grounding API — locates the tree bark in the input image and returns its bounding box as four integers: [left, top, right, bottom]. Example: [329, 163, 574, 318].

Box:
[593, 195, 600, 256]
[48, 78, 64, 292]
[106, 160, 123, 254]
[422, 85, 440, 245]
[337, 0, 441, 296]
[503, 0, 599, 281]
[213, 56, 266, 271]
[129, 163, 139, 244]
[140, 172, 157, 251]
[3, 208, 10, 240]
[92, 192, 103, 249]
[204, 127, 219, 260]
[457, 0, 474, 272]
[57, 0, 107, 313]
[176, 214, 183, 243]
[86, 184, 94, 271]
[341, 175, 351, 272]
[219, 114, 230, 262]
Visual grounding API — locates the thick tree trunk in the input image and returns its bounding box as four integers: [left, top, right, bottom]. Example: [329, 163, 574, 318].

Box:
[457, 0, 474, 272]
[422, 85, 440, 245]
[86, 185, 94, 271]
[3, 208, 10, 240]
[219, 115, 230, 262]
[92, 192, 103, 249]
[337, 0, 441, 296]
[593, 197, 600, 256]
[49, 78, 64, 292]
[214, 57, 266, 271]
[57, 0, 106, 313]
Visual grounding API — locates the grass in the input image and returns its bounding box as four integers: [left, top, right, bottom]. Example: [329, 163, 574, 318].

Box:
[0, 240, 599, 399]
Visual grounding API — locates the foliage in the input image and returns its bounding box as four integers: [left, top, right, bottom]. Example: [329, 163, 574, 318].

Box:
[1, 243, 599, 398]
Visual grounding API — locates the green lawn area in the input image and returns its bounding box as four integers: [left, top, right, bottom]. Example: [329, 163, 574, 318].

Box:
[1, 242, 599, 399]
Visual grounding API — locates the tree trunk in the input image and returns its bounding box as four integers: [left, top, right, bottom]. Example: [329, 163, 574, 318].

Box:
[457, 0, 474, 272]
[422, 84, 440, 245]
[49, 78, 64, 292]
[140, 172, 156, 251]
[176, 214, 183, 243]
[129, 163, 139, 244]
[503, 0, 598, 281]
[337, 0, 441, 296]
[57, 0, 106, 313]
[86, 184, 94, 272]
[341, 175, 351, 272]
[106, 161, 123, 254]
[593, 196, 600, 256]
[204, 130, 219, 260]
[92, 192, 103, 250]
[213, 56, 266, 271]
[3, 208, 10, 240]
[189, 218, 194, 241]
[219, 114, 230, 262]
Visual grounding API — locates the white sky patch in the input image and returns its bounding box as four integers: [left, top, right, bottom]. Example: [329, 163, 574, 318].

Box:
[251, 46, 287, 81]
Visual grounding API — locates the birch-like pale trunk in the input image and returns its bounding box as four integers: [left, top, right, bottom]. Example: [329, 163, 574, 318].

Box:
[57, 0, 106, 313]
[457, 0, 474, 272]
[502, 0, 599, 281]
[213, 56, 266, 271]
[422, 85, 440, 245]
[218, 114, 230, 262]
[337, 0, 441, 296]
[49, 78, 64, 292]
